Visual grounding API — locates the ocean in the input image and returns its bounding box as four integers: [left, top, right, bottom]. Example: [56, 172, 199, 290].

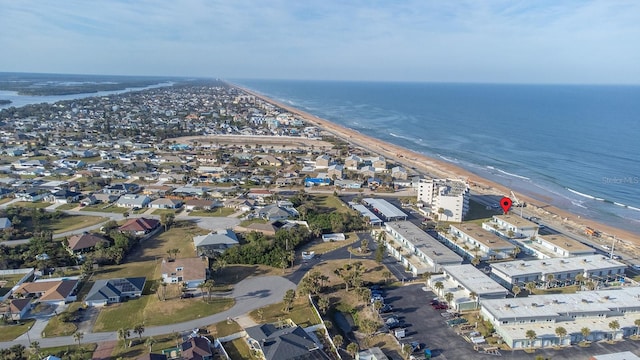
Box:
[233, 80, 640, 234]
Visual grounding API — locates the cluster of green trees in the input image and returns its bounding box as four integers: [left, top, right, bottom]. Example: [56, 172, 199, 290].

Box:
[75, 221, 138, 268]
[1, 207, 66, 240]
[221, 228, 309, 268]
[0, 231, 74, 271]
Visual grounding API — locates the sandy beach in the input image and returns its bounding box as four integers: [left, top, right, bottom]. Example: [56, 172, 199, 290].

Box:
[233, 84, 640, 253]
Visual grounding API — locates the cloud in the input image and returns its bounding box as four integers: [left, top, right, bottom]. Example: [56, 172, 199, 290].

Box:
[1, 0, 639, 83]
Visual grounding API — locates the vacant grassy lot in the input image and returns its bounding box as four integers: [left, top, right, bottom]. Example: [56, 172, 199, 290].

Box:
[224, 338, 255, 360]
[189, 207, 235, 217]
[465, 199, 502, 221]
[0, 319, 35, 341]
[11, 201, 51, 209]
[214, 264, 281, 285]
[92, 296, 151, 332]
[151, 208, 180, 216]
[0, 273, 28, 296]
[111, 333, 183, 359]
[299, 234, 358, 255]
[249, 297, 321, 328]
[80, 204, 129, 213]
[214, 319, 243, 338]
[93, 260, 158, 281]
[55, 203, 80, 210]
[311, 194, 353, 214]
[46, 215, 107, 234]
[0, 197, 14, 205]
[126, 221, 209, 262]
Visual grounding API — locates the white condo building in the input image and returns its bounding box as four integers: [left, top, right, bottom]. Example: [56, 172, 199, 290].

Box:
[481, 287, 640, 349]
[417, 179, 469, 223]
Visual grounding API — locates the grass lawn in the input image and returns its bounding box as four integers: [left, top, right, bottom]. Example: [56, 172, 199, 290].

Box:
[224, 338, 255, 360]
[93, 260, 158, 281]
[111, 333, 182, 359]
[214, 264, 281, 285]
[0, 197, 14, 205]
[215, 319, 243, 338]
[239, 218, 269, 227]
[45, 215, 108, 234]
[151, 208, 179, 216]
[42, 313, 77, 337]
[300, 234, 358, 255]
[93, 296, 151, 332]
[311, 194, 353, 214]
[189, 207, 236, 217]
[127, 221, 209, 262]
[11, 201, 51, 209]
[80, 204, 129, 213]
[40, 343, 97, 359]
[55, 203, 80, 210]
[0, 319, 36, 341]
[250, 297, 321, 328]
[533, 285, 579, 295]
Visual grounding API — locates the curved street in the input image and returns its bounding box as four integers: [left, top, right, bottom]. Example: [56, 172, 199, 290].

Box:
[0, 275, 296, 349]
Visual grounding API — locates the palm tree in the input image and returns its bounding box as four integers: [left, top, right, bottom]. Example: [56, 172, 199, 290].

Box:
[575, 273, 585, 287]
[317, 296, 330, 315]
[444, 292, 454, 305]
[546, 274, 555, 289]
[469, 291, 478, 309]
[512, 285, 521, 298]
[118, 328, 131, 348]
[73, 331, 84, 349]
[525, 281, 536, 295]
[333, 334, 343, 349]
[29, 341, 41, 359]
[609, 320, 620, 341]
[434, 281, 444, 296]
[145, 336, 157, 353]
[346, 343, 359, 358]
[555, 326, 567, 346]
[526, 329, 537, 351]
[511, 246, 521, 258]
[133, 323, 145, 340]
[635, 318, 640, 339]
[581, 327, 591, 344]
[382, 270, 393, 283]
[402, 343, 413, 360]
[282, 289, 296, 313]
[471, 256, 480, 266]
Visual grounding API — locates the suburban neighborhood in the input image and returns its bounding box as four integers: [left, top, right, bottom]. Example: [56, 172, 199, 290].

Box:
[0, 81, 638, 360]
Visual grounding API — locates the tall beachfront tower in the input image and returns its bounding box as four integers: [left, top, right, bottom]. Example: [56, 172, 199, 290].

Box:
[417, 178, 469, 222]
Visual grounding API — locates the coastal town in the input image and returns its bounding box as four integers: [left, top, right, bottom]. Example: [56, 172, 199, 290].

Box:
[0, 81, 638, 360]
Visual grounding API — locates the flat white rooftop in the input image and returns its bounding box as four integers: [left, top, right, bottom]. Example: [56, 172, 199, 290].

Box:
[349, 202, 382, 224]
[363, 198, 407, 220]
[494, 214, 538, 229]
[386, 221, 462, 265]
[451, 223, 514, 250]
[442, 264, 508, 297]
[483, 287, 640, 320]
[537, 233, 594, 253]
[491, 255, 626, 278]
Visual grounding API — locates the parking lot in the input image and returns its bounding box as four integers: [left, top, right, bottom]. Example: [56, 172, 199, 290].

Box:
[378, 283, 640, 359]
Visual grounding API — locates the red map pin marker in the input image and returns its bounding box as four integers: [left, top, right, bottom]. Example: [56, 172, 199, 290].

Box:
[500, 197, 512, 214]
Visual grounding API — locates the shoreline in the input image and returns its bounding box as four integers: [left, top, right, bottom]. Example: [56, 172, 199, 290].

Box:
[231, 82, 640, 251]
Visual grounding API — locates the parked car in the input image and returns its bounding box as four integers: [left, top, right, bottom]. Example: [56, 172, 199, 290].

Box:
[371, 294, 384, 303]
[433, 303, 448, 310]
[379, 304, 393, 313]
[180, 292, 195, 299]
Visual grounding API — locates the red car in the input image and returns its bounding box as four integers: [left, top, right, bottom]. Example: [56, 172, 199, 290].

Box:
[433, 303, 448, 310]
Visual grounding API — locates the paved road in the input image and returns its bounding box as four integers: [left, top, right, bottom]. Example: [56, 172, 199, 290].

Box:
[1, 275, 295, 349]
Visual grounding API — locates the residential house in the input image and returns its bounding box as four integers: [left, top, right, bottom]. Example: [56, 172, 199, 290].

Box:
[14, 188, 47, 202]
[0, 187, 14, 198]
[257, 205, 292, 221]
[391, 166, 408, 180]
[344, 154, 361, 170]
[80, 195, 98, 206]
[314, 154, 331, 169]
[0, 217, 12, 230]
[255, 155, 282, 167]
[0, 298, 32, 321]
[118, 217, 160, 236]
[45, 189, 82, 204]
[184, 199, 221, 211]
[327, 164, 344, 179]
[136, 354, 168, 360]
[92, 193, 120, 204]
[149, 198, 183, 209]
[246, 189, 272, 203]
[104, 183, 140, 195]
[142, 185, 174, 196]
[115, 194, 151, 208]
[180, 336, 213, 360]
[245, 323, 330, 360]
[359, 166, 376, 178]
[370, 156, 386, 172]
[161, 257, 208, 288]
[193, 229, 239, 257]
[66, 233, 109, 254]
[84, 277, 146, 307]
[15, 279, 79, 305]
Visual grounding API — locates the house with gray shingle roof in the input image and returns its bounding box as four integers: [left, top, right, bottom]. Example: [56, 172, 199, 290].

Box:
[245, 323, 330, 360]
[84, 277, 146, 307]
[193, 230, 239, 257]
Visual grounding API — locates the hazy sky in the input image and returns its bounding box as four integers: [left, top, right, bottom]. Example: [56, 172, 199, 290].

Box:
[2, 0, 639, 84]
